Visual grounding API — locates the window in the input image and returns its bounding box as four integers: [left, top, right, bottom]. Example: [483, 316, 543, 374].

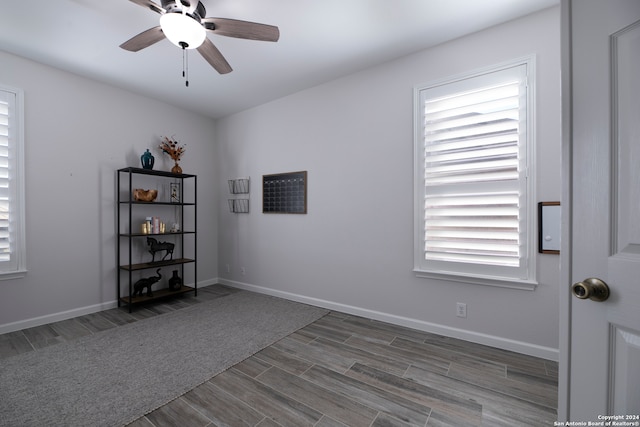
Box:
[0, 85, 26, 278]
[413, 59, 536, 289]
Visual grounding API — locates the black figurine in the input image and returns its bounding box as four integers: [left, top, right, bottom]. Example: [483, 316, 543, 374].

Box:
[146, 237, 174, 262]
[132, 269, 162, 297]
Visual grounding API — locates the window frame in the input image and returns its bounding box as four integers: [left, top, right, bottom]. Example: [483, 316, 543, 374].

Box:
[413, 57, 537, 290]
[0, 84, 26, 279]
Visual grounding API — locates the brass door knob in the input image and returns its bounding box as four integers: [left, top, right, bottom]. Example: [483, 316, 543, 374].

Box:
[571, 278, 610, 302]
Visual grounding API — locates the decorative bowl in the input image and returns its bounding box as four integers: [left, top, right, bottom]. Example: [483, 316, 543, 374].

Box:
[133, 188, 158, 202]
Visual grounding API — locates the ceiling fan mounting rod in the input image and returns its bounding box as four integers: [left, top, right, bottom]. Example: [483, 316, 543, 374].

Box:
[160, 0, 206, 20]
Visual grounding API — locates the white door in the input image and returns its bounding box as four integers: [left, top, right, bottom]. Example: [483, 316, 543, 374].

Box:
[566, 0, 640, 419]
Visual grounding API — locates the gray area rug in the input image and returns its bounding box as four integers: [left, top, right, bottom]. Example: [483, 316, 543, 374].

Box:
[0, 291, 328, 427]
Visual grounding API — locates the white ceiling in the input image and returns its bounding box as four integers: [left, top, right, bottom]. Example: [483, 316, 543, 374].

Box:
[0, 0, 558, 119]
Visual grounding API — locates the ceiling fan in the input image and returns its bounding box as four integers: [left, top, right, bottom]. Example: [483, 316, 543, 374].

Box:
[120, 0, 280, 75]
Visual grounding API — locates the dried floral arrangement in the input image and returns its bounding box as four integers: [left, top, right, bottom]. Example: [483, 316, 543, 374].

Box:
[159, 136, 186, 162]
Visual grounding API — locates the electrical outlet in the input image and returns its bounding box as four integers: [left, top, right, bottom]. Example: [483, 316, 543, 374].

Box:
[240, 267, 246, 275]
[456, 302, 467, 318]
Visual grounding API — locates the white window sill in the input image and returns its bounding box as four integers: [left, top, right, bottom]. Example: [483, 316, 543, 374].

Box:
[0, 270, 27, 281]
[414, 269, 538, 291]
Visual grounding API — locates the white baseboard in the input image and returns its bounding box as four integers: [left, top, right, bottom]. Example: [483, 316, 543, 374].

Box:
[0, 301, 119, 335]
[0, 279, 220, 335]
[0, 277, 559, 361]
[218, 278, 559, 362]
[197, 278, 218, 288]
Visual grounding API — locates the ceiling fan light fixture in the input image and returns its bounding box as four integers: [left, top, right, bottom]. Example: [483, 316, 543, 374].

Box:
[160, 12, 206, 49]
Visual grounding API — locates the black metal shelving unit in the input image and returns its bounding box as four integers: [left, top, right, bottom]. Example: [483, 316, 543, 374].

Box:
[117, 167, 197, 312]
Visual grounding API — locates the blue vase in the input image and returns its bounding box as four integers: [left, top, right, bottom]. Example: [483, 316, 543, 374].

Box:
[141, 149, 154, 170]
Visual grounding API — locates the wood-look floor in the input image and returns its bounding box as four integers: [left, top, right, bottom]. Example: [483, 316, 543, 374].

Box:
[0, 285, 558, 426]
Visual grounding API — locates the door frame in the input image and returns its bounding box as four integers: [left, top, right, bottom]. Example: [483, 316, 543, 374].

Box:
[558, 0, 572, 420]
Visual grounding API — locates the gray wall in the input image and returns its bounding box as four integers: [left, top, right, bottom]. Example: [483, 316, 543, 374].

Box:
[0, 7, 561, 360]
[215, 7, 561, 359]
[0, 51, 218, 330]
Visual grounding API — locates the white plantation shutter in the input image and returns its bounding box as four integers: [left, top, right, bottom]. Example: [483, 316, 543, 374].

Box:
[414, 61, 535, 285]
[0, 86, 26, 276]
[0, 95, 11, 261]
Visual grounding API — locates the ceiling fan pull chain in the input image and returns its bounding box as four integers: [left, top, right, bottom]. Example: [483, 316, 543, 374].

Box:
[180, 42, 189, 87]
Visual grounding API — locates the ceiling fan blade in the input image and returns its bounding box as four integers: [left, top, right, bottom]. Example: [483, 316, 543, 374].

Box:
[197, 38, 232, 74]
[128, 0, 165, 14]
[202, 18, 280, 42]
[120, 26, 165, 52]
